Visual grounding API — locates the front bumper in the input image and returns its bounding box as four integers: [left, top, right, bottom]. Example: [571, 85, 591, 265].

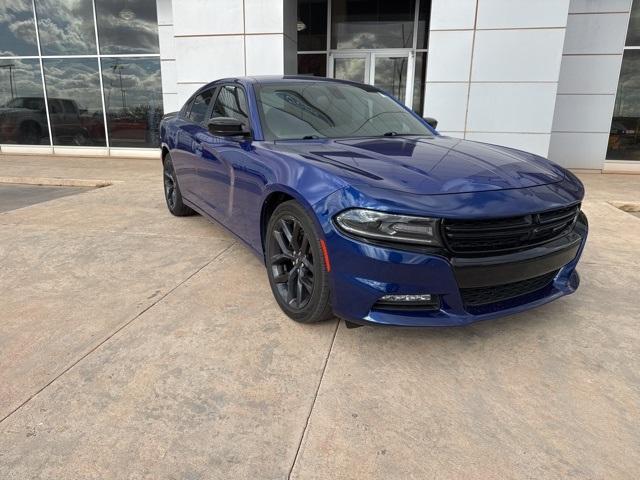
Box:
[322, 211, 588, 328]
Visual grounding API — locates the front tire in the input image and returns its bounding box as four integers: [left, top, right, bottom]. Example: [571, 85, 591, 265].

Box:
[163, 153, 194, 216]
[265, 201, 333, 323]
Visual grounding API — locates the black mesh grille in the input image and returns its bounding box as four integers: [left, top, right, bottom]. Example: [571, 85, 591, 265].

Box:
[460, 270, 558, 307]
[442, 205, 580, 255]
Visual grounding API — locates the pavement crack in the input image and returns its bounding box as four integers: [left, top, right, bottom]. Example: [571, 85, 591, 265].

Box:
[287, 318, 341, 480]
[0, 242, 235, 426]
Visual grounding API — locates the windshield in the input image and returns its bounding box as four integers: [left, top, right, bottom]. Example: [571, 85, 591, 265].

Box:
[255, 81, 433, 141]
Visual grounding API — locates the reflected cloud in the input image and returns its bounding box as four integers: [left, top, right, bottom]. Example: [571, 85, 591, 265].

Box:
[35, 0, 97, 55]
[0, 1, 38, 56]
[95, 0, 159, 54]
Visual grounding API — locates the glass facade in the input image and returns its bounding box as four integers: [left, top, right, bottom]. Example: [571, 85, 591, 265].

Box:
[0, 0, 162, 149]
[608, 0, 640, 160]
[296, 0, 430, 115]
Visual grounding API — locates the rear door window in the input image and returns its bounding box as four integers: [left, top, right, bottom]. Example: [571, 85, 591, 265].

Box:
[186, 89, 214, 124]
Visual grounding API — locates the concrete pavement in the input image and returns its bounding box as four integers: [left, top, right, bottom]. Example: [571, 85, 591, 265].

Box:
[0, 154, 639, 479]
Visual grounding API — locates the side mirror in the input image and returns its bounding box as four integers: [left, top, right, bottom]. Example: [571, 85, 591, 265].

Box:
[207, 117, 250, 137]
[424, 117, 438, 130]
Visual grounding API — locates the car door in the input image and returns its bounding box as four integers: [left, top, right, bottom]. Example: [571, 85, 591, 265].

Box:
[170, 88, 215, 201]
[197, 84, 260, 233]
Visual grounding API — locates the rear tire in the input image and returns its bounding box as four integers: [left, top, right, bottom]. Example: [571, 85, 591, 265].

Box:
[265, 200, 333, 323]
[163, 153, 194, 217]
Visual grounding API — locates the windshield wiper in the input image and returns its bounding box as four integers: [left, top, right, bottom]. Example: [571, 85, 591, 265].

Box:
[383, 131, 398, 136]
[302, 135, 321, 140]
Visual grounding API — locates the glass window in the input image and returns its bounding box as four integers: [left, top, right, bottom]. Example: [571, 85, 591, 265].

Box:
[95, 0, 159, 54]
[42, 58, 106, 146]
[186, 89, 214, 124]
[297, 0, 327, 51]
[334, 57, 366, 82]
[412, 52, 427, 115]
[210, 85, 249, 126]
[627, 0, 640, 46]
[607, 50, 640, 160]
[255, 81, 432, 140]
[0, 59, 50, 145]
[0, 1, 39, 56]
[416, 0, 431, 50]
[298, 54, 327, 77]
[101, 57, 163, 148]
[374, 56, 408, 103]
[331, 0, 416, 49]
[34, 0, 97, 55]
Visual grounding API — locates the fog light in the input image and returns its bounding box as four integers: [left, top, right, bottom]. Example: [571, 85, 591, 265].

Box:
[375, 293, 440, 311]
[380, 294, 433, 303]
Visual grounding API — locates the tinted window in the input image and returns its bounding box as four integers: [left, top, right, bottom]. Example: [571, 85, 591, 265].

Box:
[412, 52, 427, 116]
[256, 82, 431, 140]
[34, 0, 97, 55]
[298, 0, 328, 51]
[416, 0, 431, 49]
[0, 1, 38, 56]
[210, 85, 249, 126]
[101, 57, 163, 147]
[187, 89, 214, 124]
[0, 58, 50, 145]
[95, 0, 159, 54]
[42, 58, 106, 146]
[607, 50, 640, 160]
[627, 0, 640, 46]
[331, 0, 416, 49]
[298, 54, 327, 77]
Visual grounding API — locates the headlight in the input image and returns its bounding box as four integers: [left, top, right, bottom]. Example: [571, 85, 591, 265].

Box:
[334, 209, 441, 246]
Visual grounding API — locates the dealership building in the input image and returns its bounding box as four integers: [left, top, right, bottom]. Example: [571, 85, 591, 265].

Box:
[0, 0, 639, 171]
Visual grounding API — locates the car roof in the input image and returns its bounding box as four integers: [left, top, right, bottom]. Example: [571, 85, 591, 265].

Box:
[199, 75, 374, 91]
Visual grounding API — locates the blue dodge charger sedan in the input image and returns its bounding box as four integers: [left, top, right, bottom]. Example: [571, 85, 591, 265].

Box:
[160, 76, 588, 327]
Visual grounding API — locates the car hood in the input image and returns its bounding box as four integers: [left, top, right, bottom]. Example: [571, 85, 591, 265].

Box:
[273, 135, 565, 195]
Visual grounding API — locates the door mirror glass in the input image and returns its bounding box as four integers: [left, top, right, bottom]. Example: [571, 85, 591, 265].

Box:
[424, 117, 438, 129]
[207, 117, 249, 137]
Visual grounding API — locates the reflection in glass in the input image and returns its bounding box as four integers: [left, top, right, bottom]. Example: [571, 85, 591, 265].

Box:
[412, 52, 427, 115]
[374, 56, 407, 103]
[627, 0, 640, 46]
[297, 0, 327, 51]
[35, 0, 97, 55]
[334, 57, 366, 83]
[211, 85, 249, 126]
[0, 59, 50, 145]
[608, 50, 640, 160]
[331, 0, 416, 49]
[298, 54, 327, 77]
[416, 0, 431, 49]
[101, 57, 163, 147]
[256, 81, 432, 140]
[0, 0, 38, 56]
[95, 0, 159, 54]
[43, 58, 106, 146]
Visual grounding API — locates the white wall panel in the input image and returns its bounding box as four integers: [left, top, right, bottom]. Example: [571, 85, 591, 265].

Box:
[163, 93, 180, 113]
[424, 83, 469, 131]
[471, 29, 565, 82]
[430, 0, 477, 30]
[175, 36, 245, 82]
[158, 25, 176, 60]
[563, 13, 629, 54]
[245, 35, 284, 75]
[552, 94, 616, 132]
[465, 132, 551, 157]
[569, 0, 631, 14]
[476, 0, 569, 29]
[161, 59, 177, 93]
[426, 31, 473, 82]
[467, 83, 558, 133]
[172, 0, 244, 36]
[548, 132, 610, 168]
[244, 0, 284, 33]
[557, 55, 623, 94]
[156, 0, 173, 25]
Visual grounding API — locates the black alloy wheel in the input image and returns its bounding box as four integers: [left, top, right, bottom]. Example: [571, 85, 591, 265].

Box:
[266, 201, 333, 323]
[163, 153, 194, 216]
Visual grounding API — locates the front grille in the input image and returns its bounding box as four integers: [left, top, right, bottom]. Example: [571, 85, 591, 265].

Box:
[442, 204, 580, 255]
[460, 270, 558, 307]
